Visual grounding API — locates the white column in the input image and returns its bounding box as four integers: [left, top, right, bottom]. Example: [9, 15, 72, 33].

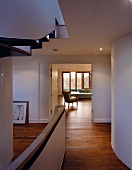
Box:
[0, 57, 13, 169]
[92, 62, 111, 123]
[111, 33, 132, 169]
[39, 63, 50, 122]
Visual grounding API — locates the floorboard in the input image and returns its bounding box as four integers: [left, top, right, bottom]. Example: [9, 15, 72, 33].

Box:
[13, 123, 47, 160]
[13, 97, 130, 169]
[60, 97, 130, 170]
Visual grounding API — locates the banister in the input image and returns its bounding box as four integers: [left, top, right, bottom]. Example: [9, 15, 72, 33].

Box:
[6, 105, 65, 170]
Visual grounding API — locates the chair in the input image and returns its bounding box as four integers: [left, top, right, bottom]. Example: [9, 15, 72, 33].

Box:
[63, 91, 78, 108]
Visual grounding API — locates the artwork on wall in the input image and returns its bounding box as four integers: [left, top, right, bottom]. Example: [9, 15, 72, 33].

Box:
[13, 101, 29, 124]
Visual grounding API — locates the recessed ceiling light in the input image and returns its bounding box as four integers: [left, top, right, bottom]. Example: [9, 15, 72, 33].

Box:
[100, 48, 103, 51]
[53, 49, 58, 51]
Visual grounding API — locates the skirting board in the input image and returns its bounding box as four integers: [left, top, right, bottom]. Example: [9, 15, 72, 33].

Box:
[93, 118, 111, 123]
[39, 119, 49, 123]
[29, 119, 49, 123]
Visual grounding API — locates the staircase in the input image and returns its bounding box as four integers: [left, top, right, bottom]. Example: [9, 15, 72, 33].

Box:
[0, 0, 68, 58]
[0, 30, 57, 57]
[0, 24, 68, 58]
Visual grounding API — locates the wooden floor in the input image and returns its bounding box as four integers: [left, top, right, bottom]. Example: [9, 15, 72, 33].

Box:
[13, 123, 47, 160]
[13, 97, 130, 169]
[60, 98, 130, 170]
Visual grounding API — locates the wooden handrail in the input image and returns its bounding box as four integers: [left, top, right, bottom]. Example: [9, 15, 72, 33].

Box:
[6, 105, 65, 170]
[0, 42, 31, 57]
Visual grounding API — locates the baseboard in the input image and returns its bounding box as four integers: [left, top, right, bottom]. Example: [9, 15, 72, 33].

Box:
[39, 119, 49, 123]
[29, 119, 49, 123]
[29, 119, 38, 123]
[93, 118, 111, 123]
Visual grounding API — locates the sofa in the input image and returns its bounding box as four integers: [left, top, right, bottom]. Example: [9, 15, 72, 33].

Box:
[70, 88, 92, 99]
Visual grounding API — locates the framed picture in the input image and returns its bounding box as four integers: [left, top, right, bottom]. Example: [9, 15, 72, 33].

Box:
[13, 101, 29, 124]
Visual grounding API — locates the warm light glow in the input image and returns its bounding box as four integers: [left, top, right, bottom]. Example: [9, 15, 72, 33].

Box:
[71, 72, 76, 76]
[100, 48, 103, 51]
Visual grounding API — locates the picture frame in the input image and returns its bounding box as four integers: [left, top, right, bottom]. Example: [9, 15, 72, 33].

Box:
[13, 101, 29, 124]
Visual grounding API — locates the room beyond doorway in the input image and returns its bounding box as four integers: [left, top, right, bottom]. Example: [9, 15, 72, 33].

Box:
[55, 64, 92, 95]
[53, 63, 92, 121]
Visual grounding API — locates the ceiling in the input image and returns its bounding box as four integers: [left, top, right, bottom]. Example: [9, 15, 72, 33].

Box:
[33, 0, 132, 56]
[55, 64, 91, 71]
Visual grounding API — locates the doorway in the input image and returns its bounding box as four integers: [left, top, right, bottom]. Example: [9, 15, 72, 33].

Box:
[51, 63, 93, 121]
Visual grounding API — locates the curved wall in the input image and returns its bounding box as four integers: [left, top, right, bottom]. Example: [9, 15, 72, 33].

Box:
[111, 33, 132, 169]
[0, 57, 13, 169]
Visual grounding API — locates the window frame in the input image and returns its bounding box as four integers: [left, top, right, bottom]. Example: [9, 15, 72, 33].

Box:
[62, 71, 92, 93]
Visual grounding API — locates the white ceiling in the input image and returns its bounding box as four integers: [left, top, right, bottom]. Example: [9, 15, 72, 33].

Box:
[55, 64, 91, 71]
[33, 0, 132, 56]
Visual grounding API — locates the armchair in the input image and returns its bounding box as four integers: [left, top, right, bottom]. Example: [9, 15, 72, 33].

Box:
[63, 91, 78, 108]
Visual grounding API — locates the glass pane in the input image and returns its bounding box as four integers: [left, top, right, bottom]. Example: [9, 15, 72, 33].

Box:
[84, 73, 89, 88]
[71, 72, 76, 91]
[77, 73, 82, 90]
[63, 73, 70, 90]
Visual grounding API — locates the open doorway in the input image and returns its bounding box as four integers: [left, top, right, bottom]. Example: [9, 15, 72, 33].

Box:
[51, 64, 93, 122]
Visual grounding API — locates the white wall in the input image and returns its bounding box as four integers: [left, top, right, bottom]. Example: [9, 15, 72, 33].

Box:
[51, 64, 58, 118]
[58, 69, 62, 95]
[0, 57, 13, 169]
[92, 62, 111, 122]
[13, 58, 39, 123]
[111, 33, 132, 169]
[13, 55, 111, 124]
[13, 59, 50, 123]
[39, 63, 50, 123]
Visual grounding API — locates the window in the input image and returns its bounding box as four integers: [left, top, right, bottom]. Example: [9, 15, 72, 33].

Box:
[84, 73, 89, 88]
[62, 71, 92, 92]
[71, 72, 76, 90]
[63, 72, 70, 90]
[77, 73, 82, 90]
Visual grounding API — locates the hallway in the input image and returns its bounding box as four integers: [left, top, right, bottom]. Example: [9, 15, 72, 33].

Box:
[61, 98, 129, 170]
